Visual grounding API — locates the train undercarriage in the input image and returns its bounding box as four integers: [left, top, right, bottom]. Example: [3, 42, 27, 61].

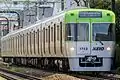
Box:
[2, 57, 70, 72]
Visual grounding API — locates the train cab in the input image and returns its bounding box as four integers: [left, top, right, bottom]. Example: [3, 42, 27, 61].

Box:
[65, 9, 115, 71]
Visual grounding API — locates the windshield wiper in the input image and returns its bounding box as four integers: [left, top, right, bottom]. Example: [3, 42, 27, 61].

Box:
[97, 38, 104, 45]
[93, 33, 104, 45]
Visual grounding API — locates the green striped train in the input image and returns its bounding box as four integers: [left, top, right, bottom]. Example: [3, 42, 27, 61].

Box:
[1, 8, 116, 71]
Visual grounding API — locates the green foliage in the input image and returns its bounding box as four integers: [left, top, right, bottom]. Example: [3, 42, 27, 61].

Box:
[115, 0, 120, 43]
[90, 0, 111, 9]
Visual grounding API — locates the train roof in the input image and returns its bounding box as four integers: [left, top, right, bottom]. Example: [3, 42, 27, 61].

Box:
[65, 8, 115, 23]
[66, 8, 115, 14]
[1, 10, 65, 40]
[1, 8, 115, 40]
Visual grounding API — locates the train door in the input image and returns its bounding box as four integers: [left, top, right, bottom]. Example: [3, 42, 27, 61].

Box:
[76, 23, 90, 55]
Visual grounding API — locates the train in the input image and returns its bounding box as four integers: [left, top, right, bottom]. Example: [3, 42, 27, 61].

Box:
[1, 8, 116, 71]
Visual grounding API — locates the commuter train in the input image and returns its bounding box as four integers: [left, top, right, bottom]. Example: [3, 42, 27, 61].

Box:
[1, 8, 116, 71]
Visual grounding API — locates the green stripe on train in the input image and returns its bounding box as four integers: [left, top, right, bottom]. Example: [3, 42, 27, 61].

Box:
[65, 8, 115, 23]
[64, 8, 115, 43]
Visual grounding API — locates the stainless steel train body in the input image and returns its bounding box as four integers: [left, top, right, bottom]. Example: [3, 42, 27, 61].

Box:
[1, 8, 115, 71]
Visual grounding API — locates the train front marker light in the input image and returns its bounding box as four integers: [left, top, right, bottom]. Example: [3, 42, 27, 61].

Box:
[107, 47, 111, 51]
[70, 47, 75, 51]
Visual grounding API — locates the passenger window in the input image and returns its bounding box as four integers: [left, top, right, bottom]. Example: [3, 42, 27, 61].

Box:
[11, 38, 12, 52]
[43, 28, 45, 52]
[43, 28, 45, 42]
[16, 36, 17, 53]
[60, 22, 62, 41]
[13, 37, 14, 53]
[34, 31, 35, 53]
[23, 34, 24, 53]
[37, 29, 39, 53]
[30, 32, 32, 54]
[48, 26, 50, 42]
[27, 33, 28, 53]
[18, 36, 19, 54]
[8, 39, 9, 52]
[57, 25, 59, 40]
[54, 24, 56, 41]
[46, 29, 48, 42]
[32, 32, 34, 45]
[51, 27, 53, 41]
[21, 35, 23, 54]
[60, 22, 63, 54]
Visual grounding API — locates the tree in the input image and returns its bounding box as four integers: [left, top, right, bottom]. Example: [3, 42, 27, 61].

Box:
[115, 0, 120, 43]
[90, 0, 111, 9]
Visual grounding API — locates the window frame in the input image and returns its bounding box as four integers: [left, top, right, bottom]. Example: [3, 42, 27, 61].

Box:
[65, 23, 89, 41]
[92, 23, 115, 41]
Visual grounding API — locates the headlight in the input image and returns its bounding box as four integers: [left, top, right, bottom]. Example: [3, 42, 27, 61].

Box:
[107, 47, 111, 51]
[70, 47, 75, 51]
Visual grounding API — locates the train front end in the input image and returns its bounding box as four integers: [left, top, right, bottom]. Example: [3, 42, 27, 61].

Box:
[65, 9, 115, 71]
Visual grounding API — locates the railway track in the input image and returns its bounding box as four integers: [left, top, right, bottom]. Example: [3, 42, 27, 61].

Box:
[0, 67, 42, 80]
[0, 62, 120, 80]
[70, 72, 120, 80]
[0, 72, 18, 80]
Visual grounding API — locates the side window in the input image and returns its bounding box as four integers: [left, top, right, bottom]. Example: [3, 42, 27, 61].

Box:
[33, 31, 35, 53]
[18, 35, 19, 54]
[16, 36, 17, 53]
[11, 38, 12, 52]
[13, 37, 14, 52]
[37, 29, 39, 44]
[23, 34, 24, 53]
[30, 32, 32, 54]
[35, 31, 37, 45]
[46, 29, 48, 42]
[37, 29, 39, 53]
[34, 31, 35, 44]
[5, 40, 6, 52]
[57, 25, 59, 40]
[60, 22, 62, 41]
[54, 24, 56, 41]
[9, 38, 10, 52]
[43, 28, 45, 42]
[8, 39, 10, 51]
[43, 28, 45, 52]
[20, 35, 22, 54]
[27, 33, 28, 53]
[51, 27, 53, 41]
[20, 35, 21, 54]
[5, 39, 7, 51]
[60, 22, 63, 54]
[48, 26, 50, 43]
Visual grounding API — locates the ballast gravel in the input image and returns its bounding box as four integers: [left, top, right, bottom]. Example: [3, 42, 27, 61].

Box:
[42, 73, 86, 80]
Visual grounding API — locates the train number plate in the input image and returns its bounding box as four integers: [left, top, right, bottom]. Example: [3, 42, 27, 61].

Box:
[85, 56, 97, 62]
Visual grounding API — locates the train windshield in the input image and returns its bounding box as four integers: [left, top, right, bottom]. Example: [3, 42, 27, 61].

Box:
[66, 23, 89, 41]
[92, 23, 115, 41]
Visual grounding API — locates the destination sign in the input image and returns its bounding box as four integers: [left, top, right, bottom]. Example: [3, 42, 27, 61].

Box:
[79, 11, 102, 18]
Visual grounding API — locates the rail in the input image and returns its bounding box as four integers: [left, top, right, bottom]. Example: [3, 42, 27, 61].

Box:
[0, 67, 42, 80]
[70, 72, 120, 80]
